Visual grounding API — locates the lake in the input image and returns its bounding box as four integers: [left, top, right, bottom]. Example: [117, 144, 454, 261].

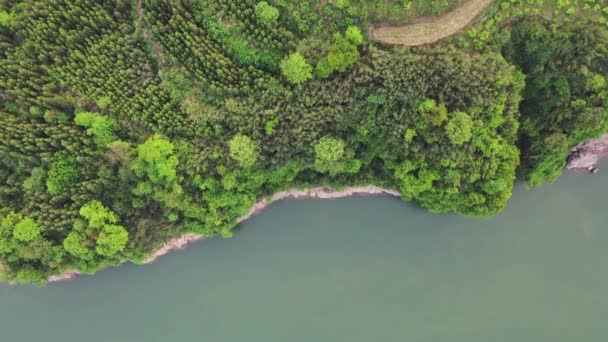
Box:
[1, 163, 607, 341]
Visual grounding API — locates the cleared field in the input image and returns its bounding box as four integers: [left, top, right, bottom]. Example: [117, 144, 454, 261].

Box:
[370, 0, 493, 46]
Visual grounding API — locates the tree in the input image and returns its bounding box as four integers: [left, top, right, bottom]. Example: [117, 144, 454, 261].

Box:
[95, 225, 129, 257]
[445, 112, 473, 145]
[280, 52, 313, 84]
[255, 1, 279, 26]
[75, 112, 116, 148]
[46, 152, 82, 195]
[526, 132, 569, 187]
[79, 200, 117, 229]
[132, 135, 178, 186]
[314, 137, 346, 175]
[345, 26, 363, 46]
[316, 33, 360, 78]
[63, 232, 94, 260]
[12, 218, 41, 242]
[229, 134, 259, 168]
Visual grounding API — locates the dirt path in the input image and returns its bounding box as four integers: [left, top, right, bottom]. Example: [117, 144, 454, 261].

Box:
[369, 0, 493, 46]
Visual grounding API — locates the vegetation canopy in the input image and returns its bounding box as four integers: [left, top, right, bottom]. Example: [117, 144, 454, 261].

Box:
[0, 0, 607, 284]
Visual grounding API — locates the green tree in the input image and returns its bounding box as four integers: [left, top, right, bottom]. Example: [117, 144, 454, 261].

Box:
[63, 232, 94, 260]
[13, 218, 42, 242]
[229, 134, 260, 168]
[345, 26, 363, 46]
[280, 53, 313, 84]
[95, 225, 129, 257]
[316, 33, 360, 78]
[254, 1, 279, 26]
[314, 137, 345, 175]
[46, 152, 82, 195]
[75, 112, 116, 148]
[79, 200, 118, 229]
[445, 112, 473, 145]
[132, 135, 178, 186]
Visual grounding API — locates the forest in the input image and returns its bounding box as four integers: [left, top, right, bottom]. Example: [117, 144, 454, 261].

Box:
[0, 0, 607, 285]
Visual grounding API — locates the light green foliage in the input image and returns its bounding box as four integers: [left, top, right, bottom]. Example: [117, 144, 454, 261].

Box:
[13, 218, 42, 242]
[314, 137, 360, 176]
[345, 26, 364, 45]
[79, 200, 118, 229]
[46, 152, 82, 195]
[329, 0, 350, 9]
[95, 224, 129, 257]
[255, 1, 279, 26]
[133, 135, 178, 186]
[69, 200, 128, 259]
[316, 33, 360, 78]
[394, 161, 439, 200]
[63, 232, 93, 260]
[75, 112, 116, 148]
[445, 112, 473, 145]
[229, 134, 260, 168]
[15, 266, 45, 286]
[526, 133, 569, 187]
[0, 11, 12, 27]
[314, 137, 345, 174]
[95, 96, 112, 110]
[404, 129, 417, 143]
[280, 53, 313, 84]
[265, 118, 279, 135]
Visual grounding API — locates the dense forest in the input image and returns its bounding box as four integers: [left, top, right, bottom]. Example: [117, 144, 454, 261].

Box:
[0, 0, 607, 285]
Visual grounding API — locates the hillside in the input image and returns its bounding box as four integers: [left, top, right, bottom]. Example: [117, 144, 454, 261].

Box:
[0, 0, 607, 284]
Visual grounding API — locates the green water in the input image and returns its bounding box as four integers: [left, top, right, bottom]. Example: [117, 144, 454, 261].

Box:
[2, 165, 608, 341]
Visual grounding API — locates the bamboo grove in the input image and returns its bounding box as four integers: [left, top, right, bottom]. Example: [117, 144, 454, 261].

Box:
[0, 0, 607, 284]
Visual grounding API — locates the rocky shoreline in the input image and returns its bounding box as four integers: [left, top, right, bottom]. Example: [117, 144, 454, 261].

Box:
[49, 186, 400, 282]
[44, 137, 608, 283]
[566, 134, 608, 173]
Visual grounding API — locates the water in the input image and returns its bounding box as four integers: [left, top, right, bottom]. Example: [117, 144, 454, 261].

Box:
[1, 164, 608, 342]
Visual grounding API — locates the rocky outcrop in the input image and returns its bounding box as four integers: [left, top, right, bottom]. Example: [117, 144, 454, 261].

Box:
[49, 186, 400, 282]
[236, 186, 400, 224]
[142, 233, 205, 264]
[566, 134, 608, 173]
[48, 269, 81, 282]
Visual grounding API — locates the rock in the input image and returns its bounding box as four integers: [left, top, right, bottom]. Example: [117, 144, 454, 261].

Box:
[567, 134, 608, 172]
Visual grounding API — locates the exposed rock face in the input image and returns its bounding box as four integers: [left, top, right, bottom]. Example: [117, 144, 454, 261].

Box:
[567, 134, 608, 172]
[48, 270, 81, 282]
[142, 233, 204, 264]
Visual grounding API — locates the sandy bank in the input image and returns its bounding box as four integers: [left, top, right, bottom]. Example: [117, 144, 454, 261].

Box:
[49, 186, 400, 282]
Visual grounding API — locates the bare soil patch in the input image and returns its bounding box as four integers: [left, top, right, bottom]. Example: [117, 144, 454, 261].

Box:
[369, 0, 493, 46]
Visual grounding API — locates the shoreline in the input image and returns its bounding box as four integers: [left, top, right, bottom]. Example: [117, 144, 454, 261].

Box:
[49, 186, 400, 282]
[42, 135, 608, 283]
[566, 134, 608, 173]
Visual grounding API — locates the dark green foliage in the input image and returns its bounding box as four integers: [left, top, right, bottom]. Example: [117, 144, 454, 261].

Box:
[0, 1, 607, 285]
[46, 152, 82, 196]
[503, 18, 608, 186]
